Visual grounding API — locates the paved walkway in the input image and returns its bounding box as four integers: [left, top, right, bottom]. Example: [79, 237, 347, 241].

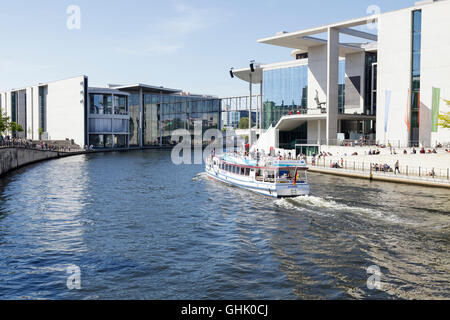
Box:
[307, 153, 450, 188]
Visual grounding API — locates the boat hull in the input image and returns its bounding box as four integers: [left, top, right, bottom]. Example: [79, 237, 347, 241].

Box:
[205, 166, 310, 198]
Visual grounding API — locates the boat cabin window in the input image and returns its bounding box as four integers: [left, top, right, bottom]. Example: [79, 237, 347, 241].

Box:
[245, 168, 250, 176]
[255, 169, 262, 181]
[297, 170, 307, 182]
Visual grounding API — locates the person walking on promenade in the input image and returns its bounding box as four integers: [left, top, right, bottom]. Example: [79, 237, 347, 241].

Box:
[395, 160, 400, 175]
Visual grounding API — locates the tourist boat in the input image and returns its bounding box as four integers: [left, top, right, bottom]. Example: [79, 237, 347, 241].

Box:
[205, 153, 310, 198]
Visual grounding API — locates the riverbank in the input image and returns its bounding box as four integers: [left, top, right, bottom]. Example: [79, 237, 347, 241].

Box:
[0, 146, 174, 177]
[0, 147, 86, 177]
[307, 147, 450, 189]
[308, 166, 450, 188]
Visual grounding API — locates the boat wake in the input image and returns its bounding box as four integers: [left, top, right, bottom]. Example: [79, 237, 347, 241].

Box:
[275, 195, 407, 224]
[192, 172, 209, 182]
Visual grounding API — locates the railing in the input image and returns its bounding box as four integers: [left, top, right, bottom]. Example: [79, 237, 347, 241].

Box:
[307, 157, 450, 181]
[288, 139, 450, 149]
[0, 139, 83, 153]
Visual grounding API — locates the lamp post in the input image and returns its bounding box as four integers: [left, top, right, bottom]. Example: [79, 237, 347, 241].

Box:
[249, 60, 255, 148]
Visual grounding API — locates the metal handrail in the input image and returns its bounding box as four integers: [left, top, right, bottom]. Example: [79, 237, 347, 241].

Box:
[307, 157, 450, 181]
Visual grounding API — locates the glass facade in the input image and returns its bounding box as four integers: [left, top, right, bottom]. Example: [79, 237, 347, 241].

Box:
[128, 93, 221, 147]
[114, 96, 128, 115]
[89, 118, 112, 133]
[11, 92, 17, 123]
[161, 96, 220, 145]
[88, 92, 130, 149]
[338, 60, 346, 113]
[39, 87, 45, 131]
[143, 94, 160, 146]
[87, 89, 220, 149]
[262, 65, 308, 129]
[89, 134, 114, 148]
[128, 94, 140, 146]
[89, 134, 128, 149]
[90, 94, 113, 115]
[364, 53, 377, 115]
[114, 134, 128, 148]
[411, 10, 422, 144]
[262, 62, 345, 129]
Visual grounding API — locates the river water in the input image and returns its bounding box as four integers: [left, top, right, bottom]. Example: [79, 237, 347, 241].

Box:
[0, 150, 449, 299]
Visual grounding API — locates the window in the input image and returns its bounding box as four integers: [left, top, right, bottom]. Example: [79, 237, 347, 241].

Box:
[89, 134, 113, 148]
[11, 92, 17, 123]
[113, 119, 128, 133]
[263, 65, 308, 129]
[411, 9, 422, 143]
[114, 96, 128, 115]
[296, 53, 308, 60]
[39, 87, 46, 131]
[89, 118, 112, 133]
[90, 94, 112, 115]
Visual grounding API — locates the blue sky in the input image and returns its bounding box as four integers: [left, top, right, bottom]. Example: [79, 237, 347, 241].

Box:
[0, 0, 415, 97]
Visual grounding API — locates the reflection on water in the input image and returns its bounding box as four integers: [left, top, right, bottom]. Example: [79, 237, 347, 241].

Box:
[0, 150, 449, 299]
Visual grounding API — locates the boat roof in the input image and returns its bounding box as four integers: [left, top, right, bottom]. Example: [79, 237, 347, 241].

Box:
[220, 154, 308, 169]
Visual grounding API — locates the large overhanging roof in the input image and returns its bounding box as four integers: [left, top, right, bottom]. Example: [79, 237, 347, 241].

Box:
[109, 83, 182, 94]
[232, 68, 263, 84]
[281, 36, 366, 56]
[258, 14, 379, 50]
[89, 87, 130, 95]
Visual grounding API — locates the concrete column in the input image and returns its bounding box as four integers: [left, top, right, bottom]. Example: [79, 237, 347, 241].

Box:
[139, 88, 143, 148]
[317, 119, 321, 145]
[249, 73, 253, 147]
[159, 91, 163, 147]
[260, 82, 263, 130]
[326, 27, 339, 144]
[30, 88, 34, 140]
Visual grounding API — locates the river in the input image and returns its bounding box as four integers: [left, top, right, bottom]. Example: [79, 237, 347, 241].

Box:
[0, 150, 449, 299]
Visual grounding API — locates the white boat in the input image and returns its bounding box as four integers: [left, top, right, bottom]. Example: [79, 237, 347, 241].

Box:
[205, 153, 310, 198]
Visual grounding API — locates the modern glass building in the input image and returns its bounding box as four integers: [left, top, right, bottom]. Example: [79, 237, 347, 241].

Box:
[262, 61, 345, 129]
[230, 0, 450, 151]
[0, 78, 221, 149]
[112, 84, 221, 148]
[262, 65, 308, 129]
[88, 88, 130, 149]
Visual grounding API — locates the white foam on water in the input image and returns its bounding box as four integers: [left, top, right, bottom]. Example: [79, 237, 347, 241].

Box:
[192, 172, 208, 181]
[274, 198, 332, 217]
[287, 196, 408, 225]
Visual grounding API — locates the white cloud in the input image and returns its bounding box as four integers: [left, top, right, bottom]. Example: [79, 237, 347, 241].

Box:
[115, 2, 216, 57]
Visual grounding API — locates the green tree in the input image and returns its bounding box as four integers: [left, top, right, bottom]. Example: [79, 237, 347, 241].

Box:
[0, 113, 9, 134]
[39, 127, 44, 139]
[9, 122, 24, 134]
[238, 117, 249, 129]
[0, 113, 24, 135]
[438, 99, 450, 129]
[438, 112, 450, 129]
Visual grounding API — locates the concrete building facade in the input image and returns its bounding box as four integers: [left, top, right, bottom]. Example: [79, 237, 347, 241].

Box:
[232, 0, 449, 155]
[0, 76, 221, 149]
